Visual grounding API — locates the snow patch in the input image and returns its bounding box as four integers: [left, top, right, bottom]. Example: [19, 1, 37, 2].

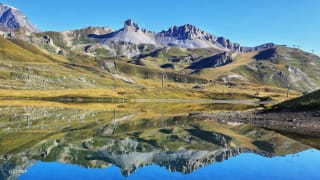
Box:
[4, 4, 19, 11]
[220, 73, 247, 83]
[113, 74, 135, 84]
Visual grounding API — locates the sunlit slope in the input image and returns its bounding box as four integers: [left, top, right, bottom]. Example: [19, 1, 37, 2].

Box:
[0, 37, 308, 101]
[234, 47, 320, 92]
[0, 37, 126, 90]
[197, 47, 320, 92]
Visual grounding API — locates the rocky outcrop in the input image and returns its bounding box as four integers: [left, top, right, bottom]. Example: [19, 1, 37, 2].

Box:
[244, 43, 277, 53]
[63, 26, 113, 41]
[93, 19, 156, 57]
[99, 19, 156, 45]
[0, 155, 35, 180]
[156, 24, 242, 51]
[216, 37, 241, 51]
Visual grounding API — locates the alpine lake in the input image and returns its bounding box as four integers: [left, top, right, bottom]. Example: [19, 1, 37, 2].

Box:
[0, 100, 319, 180]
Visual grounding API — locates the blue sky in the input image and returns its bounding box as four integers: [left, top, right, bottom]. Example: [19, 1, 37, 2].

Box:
[2, 0, 320, 54]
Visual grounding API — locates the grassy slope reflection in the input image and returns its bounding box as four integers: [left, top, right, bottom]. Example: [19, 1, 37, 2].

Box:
[0, 101, 310, 179]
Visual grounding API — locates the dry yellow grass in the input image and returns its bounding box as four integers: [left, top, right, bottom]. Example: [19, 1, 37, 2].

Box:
[0, 100, 116, 110]
[0, 38, 68, 63]
[0, 82, 299, 103]
[0, 89, 119, 98]
[199, 52, 256, 79]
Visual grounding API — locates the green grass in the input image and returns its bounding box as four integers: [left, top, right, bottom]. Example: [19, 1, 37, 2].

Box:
[273, 90, 320, 110]
[117, 62, 206, 83]
[221, 46, 320, 92]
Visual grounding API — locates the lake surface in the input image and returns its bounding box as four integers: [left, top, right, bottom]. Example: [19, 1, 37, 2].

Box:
[0, 101, 319, 180]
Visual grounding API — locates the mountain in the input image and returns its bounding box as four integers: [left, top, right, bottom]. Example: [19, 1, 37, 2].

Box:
[1, 31, 319, 93]
[89, 19, 276, 56]
[96, 19, 157, 57]
[239, 47, 320, 92]
[2, 14, 276, 57]
[32, 26, 113, 54]
[0, 4, 319, 94]
[0, 3, 39, 33]
[156, 24, 241, 50]
[0, 2, 276, 57]
[100, 19, 156, 45]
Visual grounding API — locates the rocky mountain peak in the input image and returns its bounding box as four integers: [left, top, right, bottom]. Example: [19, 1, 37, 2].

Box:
[123, 19, 140, 30]
[124, 19, 134, 26]
[0, 3, 39, 33]
[0, 3, 18, 10]
[164, 24, 206, 40]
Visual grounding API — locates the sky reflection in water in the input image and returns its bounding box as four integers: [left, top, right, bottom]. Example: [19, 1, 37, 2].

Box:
[20, 149, 320, 180]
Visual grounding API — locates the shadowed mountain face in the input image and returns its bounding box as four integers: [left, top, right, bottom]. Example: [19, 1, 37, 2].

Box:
[254, 48, 278, 61]
[188, 52, 233, 70]
[0, 102, 312, 179]
[273, 89, 320, 110]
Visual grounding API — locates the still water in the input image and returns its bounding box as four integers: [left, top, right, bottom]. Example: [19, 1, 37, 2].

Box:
[0, 101, 319, 180]
[20, 150, 320, 180]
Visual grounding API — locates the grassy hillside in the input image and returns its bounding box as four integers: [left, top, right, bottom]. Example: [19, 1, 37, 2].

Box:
[273, 90, 320, 110]
[0, 37, 128, 90]
[15, 25, 319, 94]
[21, 28, 320, 94]
[191, 46, 320, 93]
[232, 47, 320, 92]
[131, 47, 222, 71]
[0, 36, 311, 102]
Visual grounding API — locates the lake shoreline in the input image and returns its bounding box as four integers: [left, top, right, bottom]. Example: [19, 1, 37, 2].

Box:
[191, 110, 320, 136]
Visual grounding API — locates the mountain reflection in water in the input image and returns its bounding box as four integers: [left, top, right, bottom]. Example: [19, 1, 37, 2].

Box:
[0, 101, 318, 180]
